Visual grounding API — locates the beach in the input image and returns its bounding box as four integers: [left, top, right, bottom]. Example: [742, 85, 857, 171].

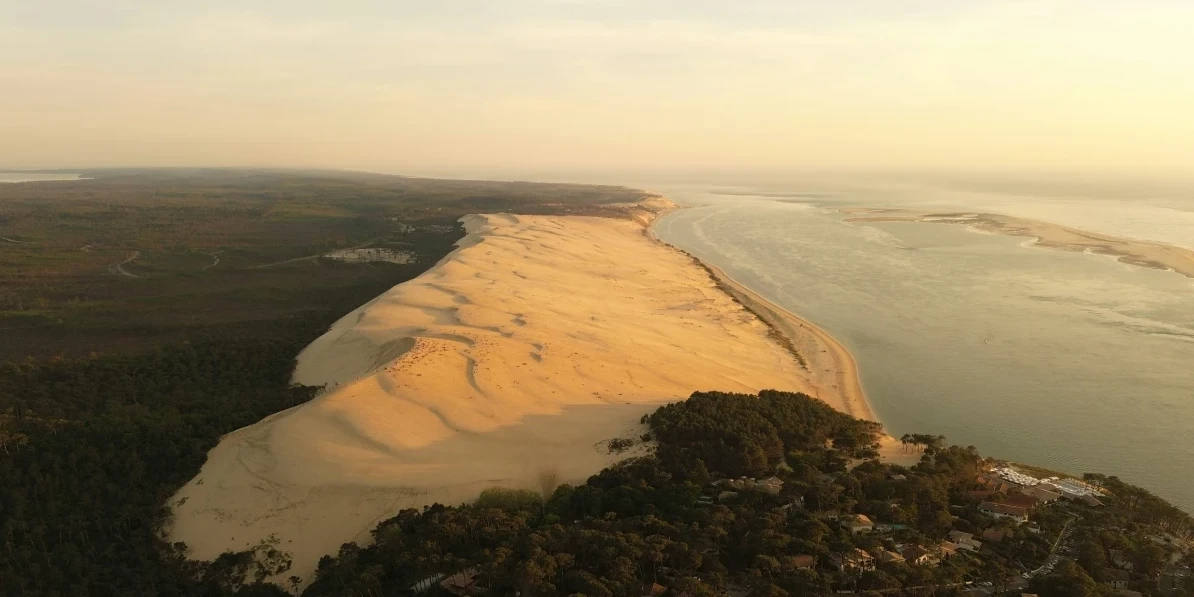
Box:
[169, 196, 895, 587]
[679, 257, 909, 462]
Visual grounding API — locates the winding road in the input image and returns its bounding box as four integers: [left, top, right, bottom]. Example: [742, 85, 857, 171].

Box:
[108, 251, 141, 278]
[202, 250, 224, 272]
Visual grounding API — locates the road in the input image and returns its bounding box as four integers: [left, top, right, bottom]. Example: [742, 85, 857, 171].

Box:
[1028, 516, 1077, 578]
[202, 250, 224, 272]
[108, 251, 141, 278]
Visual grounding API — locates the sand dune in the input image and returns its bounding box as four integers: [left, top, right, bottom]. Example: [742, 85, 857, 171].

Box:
[843, 208, 1194, 279]
[169, 200, 858, 586]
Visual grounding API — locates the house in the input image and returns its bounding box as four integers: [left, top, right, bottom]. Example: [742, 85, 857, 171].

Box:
[718, 491, 739, 503]
[831, 549, 876, 572]
[1158, 572, 1188, 596]
[938, 542, 961, 559]
[756, 476, 784, 495]
[715, 478, 747, 490]
[948, 531, 983, 551]
[1109, 549, 1135, 571]
[641, 583, 667, 597]
[1021, 486, 1061, 503]
[1102, 569, 1130, 590]
[715, 476, 784, 494]
[441, 569, 484, 597]
[982, 528, 1008, 542]
[890, 474, 907, 481]
[1004, 492, 1042, 510]
[411, 573, 447, 593]
[980, 501, 1029, 523]
[1116, 591, 1143, 597]
[791, 555, 816, 570]
[841, 514, 874, 534]
[902, 544, 938, 566]
[994, 481, 1016, 493]
[874, 548, 906, 564]
[1082, 494, 1105, 507]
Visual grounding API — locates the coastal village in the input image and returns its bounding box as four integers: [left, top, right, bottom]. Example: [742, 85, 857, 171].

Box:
[398, 453, 1192, 597]
[680, 462, 1191, 597]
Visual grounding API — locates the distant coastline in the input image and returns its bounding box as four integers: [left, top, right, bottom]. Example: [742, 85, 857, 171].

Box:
[0, 172, 86, 183]
[842, 207, 1194, 279]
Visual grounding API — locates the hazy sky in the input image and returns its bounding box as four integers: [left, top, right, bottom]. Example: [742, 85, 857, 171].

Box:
[2, 1, 1192, 177]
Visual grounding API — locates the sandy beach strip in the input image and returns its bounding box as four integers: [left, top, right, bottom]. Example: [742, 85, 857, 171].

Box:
[843, 208, 1194, 279]
[695, 261, 875, 422]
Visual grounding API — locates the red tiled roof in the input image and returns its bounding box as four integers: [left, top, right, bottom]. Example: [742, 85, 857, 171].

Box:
[792, 555, 816, 569]
[1004, 493, 1041, 509]
[980, 501, 1028, 517]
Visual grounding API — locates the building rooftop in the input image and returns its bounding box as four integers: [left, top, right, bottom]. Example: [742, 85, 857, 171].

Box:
[791, 555, 816, 569]
[994, 467, 1041, 487]
[980, 501, 1029, 517]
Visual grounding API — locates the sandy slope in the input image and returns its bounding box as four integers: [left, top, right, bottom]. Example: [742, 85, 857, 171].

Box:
[169, 201, 846, 586]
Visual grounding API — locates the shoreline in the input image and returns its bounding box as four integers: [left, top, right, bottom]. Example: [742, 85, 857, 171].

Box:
[645, 204, 875, 423]
[701, 261, 875, 422]
[642, 203, 918, 468]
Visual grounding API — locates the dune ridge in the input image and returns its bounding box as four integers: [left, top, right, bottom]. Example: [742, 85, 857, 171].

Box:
[171, 198, 876, 586]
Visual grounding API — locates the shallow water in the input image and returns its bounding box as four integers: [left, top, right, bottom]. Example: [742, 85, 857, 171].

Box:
[653, 188, 1194, 511]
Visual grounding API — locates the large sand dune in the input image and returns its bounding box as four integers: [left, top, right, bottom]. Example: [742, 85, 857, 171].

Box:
[168, 202, 854, 586]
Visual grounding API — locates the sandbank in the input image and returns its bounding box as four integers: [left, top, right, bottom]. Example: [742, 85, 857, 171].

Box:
[843, 208, 1194, 279]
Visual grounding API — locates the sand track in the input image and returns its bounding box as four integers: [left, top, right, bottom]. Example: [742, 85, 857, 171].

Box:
[169, 202, 834, 587]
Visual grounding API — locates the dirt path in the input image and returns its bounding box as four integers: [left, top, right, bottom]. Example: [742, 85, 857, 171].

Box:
[108, 251, 141, 278]
[202, 250, 224, 272]
[1, 236, 32, 244]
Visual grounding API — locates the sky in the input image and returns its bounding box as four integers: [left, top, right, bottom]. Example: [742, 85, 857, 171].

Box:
[2, 1, 1193, 178]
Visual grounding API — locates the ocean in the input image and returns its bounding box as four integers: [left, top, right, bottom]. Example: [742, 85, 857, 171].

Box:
[651, 179, 1194, 512]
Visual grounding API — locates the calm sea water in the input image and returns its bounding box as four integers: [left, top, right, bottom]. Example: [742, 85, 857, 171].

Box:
[653, 183, 1194, 512]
